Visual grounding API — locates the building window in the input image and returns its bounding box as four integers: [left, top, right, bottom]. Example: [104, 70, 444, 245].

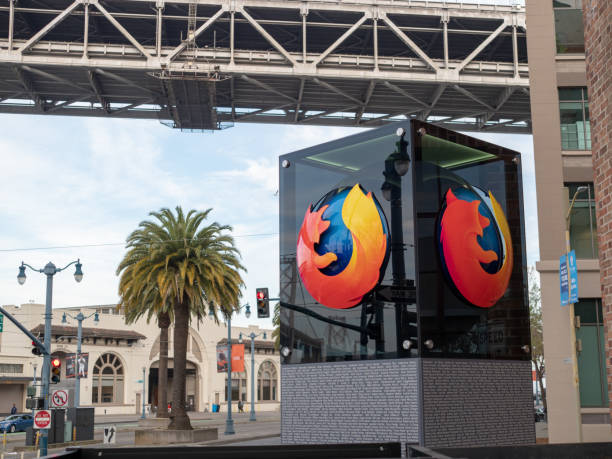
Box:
[257, 361, 278, 401]
[92, 353, 124, 404]
[0, 364, 23, 374]
[553, 0, 585, 54]
[225, 372, 247, 402]
[566, 183, 598, 259]
[559, 87, 591, 150]
[575, 299, 609, 408]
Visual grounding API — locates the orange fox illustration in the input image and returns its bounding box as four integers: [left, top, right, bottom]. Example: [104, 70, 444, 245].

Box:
[439, 188, 513, 308]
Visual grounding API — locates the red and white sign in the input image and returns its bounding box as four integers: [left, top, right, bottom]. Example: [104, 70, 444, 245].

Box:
[51, 389, 68, 408]
[33, 410, 52, 430]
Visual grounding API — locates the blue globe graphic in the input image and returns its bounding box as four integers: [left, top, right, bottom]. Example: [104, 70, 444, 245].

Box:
[313, 186, 389, 276]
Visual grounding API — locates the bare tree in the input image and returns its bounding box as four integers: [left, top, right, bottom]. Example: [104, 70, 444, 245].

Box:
[529, 266, 546, 413]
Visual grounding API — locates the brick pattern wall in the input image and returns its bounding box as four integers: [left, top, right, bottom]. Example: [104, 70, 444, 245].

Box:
[421, 359, 535, 447]
[281, 359, 419, 445]
[583, 0, 612, 425]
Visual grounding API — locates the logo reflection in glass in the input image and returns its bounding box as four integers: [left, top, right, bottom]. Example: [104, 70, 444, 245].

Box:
[438, 186, 513, 308]
[297, 184, 389, 309]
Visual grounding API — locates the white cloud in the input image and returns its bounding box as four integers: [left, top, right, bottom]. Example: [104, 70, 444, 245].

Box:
[0, 116, 541, 330]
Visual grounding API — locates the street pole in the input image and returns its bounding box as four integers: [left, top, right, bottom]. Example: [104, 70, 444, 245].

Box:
[31, 364, 37, 418]
[17, 259, 83, 459]
[565, 227, 583, 443]
[40, 263, 55, 457]
[75, 314, 83, 408]
[565, 186, 587, 443]
[224, 316, 235, 435]
[249, 334, 256, 421]
[141, 367, 146, 419]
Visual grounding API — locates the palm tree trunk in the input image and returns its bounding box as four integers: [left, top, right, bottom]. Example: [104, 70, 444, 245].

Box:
[157, 312, 170, 419]
[168, 299, 192, 430]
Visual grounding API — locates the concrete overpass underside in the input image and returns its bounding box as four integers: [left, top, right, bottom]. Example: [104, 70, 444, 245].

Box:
[0, 0, 530, 133]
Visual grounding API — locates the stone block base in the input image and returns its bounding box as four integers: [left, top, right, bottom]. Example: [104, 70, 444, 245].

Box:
[137, 417, 170, 429]
[135, 428, 218, 445]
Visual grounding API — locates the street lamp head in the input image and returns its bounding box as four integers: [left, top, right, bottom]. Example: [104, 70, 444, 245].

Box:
[576, 185, 588, 194]
[396, 127, 406, 138]
[244, 304, 251, 319]
[381, 181, 392, 202]
[74, 260, 83, 283]
[62, 313, 67, 324]
[238, 333, 243, 344]
[94, 312, 99, 324]
[17, 264, 26, 285]
[394, 159, 410, 177]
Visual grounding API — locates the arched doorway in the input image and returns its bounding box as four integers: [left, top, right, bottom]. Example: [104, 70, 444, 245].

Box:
[148, 360, 200, 412]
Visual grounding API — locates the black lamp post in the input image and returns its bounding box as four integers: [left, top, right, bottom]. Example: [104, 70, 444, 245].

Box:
[381, 128, 412, 355]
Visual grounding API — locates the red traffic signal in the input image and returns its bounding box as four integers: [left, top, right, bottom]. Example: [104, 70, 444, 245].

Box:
[51, 358, 61, 383]
[256, 288, 270, 318]
[31, 341, 42, 356]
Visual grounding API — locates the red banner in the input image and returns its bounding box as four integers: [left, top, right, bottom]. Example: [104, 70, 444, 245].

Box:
[231, 344, 245, 373]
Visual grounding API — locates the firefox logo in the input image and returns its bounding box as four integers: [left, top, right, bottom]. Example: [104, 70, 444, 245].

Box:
[296, 184, 389, 309]
[438, 186, 513, 309]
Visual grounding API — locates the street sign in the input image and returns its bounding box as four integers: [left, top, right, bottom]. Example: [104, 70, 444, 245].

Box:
[33, 410, 52, 429]
[0, 313, 3, 332]
[103, 425, 116, 444]
[51, 389, 68, 408]
[560, 250, 579, 306]
[375, 285, 416, 303]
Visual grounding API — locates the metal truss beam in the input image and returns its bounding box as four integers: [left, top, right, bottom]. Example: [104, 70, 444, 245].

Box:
[13, 66, 45, 111]
[354, 80, 376, 125]
[0, 0, 530, 133]
[88, 70, 110, 113]
[313, 14, 369, 66]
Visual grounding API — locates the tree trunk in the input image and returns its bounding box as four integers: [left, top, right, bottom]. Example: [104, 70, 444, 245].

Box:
[168, 299, 192, 430]
[536, 362, 547, 413]
[157, 311, 170, 419]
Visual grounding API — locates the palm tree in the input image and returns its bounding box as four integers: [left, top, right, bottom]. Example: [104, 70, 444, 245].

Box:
[117, 207, 245, 430]
[115, 285, 172, 418]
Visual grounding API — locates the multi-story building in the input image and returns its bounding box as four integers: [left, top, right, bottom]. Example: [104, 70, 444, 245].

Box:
[0, 303, 279, 415]
[526, 0, 610, 443]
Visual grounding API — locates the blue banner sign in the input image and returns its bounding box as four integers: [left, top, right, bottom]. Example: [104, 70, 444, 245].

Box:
[560, 250, 579, 306]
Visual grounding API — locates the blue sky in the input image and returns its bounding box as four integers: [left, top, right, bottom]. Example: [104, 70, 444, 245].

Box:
[0, 115, 537, 328]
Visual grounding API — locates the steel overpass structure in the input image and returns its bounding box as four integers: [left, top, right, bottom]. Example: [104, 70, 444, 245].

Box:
[0, 0, 529, 132]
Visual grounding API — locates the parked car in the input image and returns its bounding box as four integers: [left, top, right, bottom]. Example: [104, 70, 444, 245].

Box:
[534, 407, 546, 422]
[0, 414, 33, 433]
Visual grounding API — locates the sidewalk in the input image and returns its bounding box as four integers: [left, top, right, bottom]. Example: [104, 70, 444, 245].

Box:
[95, 410, 279, 426]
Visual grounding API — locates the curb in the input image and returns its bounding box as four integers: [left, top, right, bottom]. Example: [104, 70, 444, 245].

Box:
[199, 433, 280, 446]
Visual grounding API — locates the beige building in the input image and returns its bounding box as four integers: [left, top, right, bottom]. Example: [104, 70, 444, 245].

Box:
[527, 0, 609, 443]
[0, 303, 279, 416]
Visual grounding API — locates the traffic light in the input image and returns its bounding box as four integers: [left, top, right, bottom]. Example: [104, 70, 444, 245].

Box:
[51, 358, 61, 383]
[31, 341, 42, 356]
[256, 288, 269, 318]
